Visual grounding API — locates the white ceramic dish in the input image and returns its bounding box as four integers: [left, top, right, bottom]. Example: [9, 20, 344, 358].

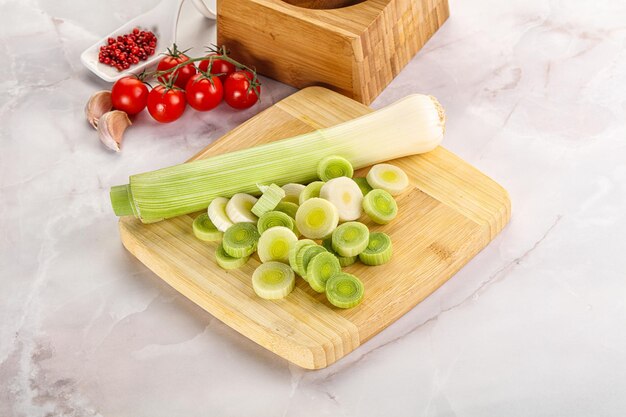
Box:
[81, 0, 217, 82]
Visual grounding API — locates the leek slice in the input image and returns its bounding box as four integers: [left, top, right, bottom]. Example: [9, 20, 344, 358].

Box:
[362, 189, 398, 224]
[274, 202, 301, 236]
[322, 238, 357, 267]
[288, 239, 316, 276]
[192, 213, 223, 241]
[281, 183, 305, 205]
[366, 164, 409, 196]
[226, 193, 258, 223]
[208, 197, 233, 232]
[215, 244, 249, 270]
[252, 262, 295, 300]
[299, 181, 325, 205]
[317, 155, 353, 181]
[257, 211, 296, 234]
[252, 184, 285, 217]
[295, 244, 326, 277]
[319, 177, 363, 222]
[331, 221, 369, 257]
[306, 252, 341, 293]
[274, 202, 299, 219]
[353, 177, 373, 196]
[326, 273, 364, 309]
[222, 222, 260, 258]
[257, 226, 298, 263]
[359, 232, 392, 266]
[295, 198, 339, 239]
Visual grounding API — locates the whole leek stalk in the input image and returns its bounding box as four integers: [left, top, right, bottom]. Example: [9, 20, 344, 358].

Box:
[110, 94, 445, 223]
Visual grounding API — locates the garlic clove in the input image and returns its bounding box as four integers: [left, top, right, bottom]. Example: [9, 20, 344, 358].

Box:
[98, 110, 131, 152]
[85, 90, 112, 129]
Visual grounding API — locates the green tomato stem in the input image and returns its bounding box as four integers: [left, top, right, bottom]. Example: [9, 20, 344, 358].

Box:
[146, 45, 260, 87]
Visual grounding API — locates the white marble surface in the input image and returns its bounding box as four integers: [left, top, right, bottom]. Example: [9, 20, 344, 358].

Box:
[1, 0, 626, 415]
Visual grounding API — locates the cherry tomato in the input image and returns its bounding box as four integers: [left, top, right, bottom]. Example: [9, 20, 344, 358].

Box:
[147, 85, 187, 123]
[110, 76, 148, 115]
[157, 53, 197, 89]
[185, 74, 223, 112]
[223, 71, 260, 110]
[198, 55, 236, 83]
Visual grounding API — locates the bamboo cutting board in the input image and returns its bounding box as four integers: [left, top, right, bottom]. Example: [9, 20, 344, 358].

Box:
[119, 87, 510, 369]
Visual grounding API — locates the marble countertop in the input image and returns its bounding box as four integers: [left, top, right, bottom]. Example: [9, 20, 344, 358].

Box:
[2, 0, 625, 415]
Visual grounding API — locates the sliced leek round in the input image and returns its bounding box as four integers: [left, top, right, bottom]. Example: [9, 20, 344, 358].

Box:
[281, 183, 306, 205]
[252, 262, 295, 300]
[274, 202, 301, 236]
[208, 197, 233, 232]
[337, 254, 356, 267]
[362, 189, 398, 224]
[274, 201, 299, 219]
[331, 221, 369, 257]
[359, 232, 392, 266]
[252, 184, 285, 217]
[215, 244, 249, 270]
[322, 238, 357, 267]
[299, 181, 325, 205]
[192, 213, 223, 241]
[223, 222, 260, 258]
[353, 177, 373, 196]
[289, 239, 316, 276]
[319, 177, 363, 222]
[226, 193, 259, 223]
[326, 273, 364, 309]
[366, 164, 409, 196]
[295, 197, 339, 239]
[295, 244, 326, 278]
[306, 252, 341, 293]
[257, 211, 296, 234]
[257, 226, 298, 263]
[317, 155, 354, 181]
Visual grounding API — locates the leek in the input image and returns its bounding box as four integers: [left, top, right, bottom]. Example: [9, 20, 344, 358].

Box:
[326, 273, 364, 308]
[289, 239, 316, 277]
[306, 252, 341, 293]
[252, 262, 295, 300]
[359, 232, 393, 266]
[331, 222, 370, 257]
[362, 189, 398, 224]
[111, 94, 445, 223]
[366, 164, 409, 196]
[299, 181, 325, 205]
[257, 226, 298, 263]
[319, 177, 363, 222]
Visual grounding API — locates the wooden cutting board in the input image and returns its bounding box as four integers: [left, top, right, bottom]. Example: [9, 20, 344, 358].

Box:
[119, 87, 510, 369]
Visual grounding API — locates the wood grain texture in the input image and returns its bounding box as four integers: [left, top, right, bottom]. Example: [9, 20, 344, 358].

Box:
[119, 87, 510, 369]
[217, 0, 449, 104]
[282, 0, 365, 8]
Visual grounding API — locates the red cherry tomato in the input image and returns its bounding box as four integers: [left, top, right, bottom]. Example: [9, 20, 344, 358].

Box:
[198, 54, 236, 83]
[185, 74, 223, 112]
[157, 53, 197, 89]
[147, 85, 187, 123]
[110, 76, 148, 115]
[223, 71, 260, 110]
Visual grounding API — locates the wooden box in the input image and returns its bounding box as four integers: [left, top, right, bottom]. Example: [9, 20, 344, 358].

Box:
[217, 0, 450, 104]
